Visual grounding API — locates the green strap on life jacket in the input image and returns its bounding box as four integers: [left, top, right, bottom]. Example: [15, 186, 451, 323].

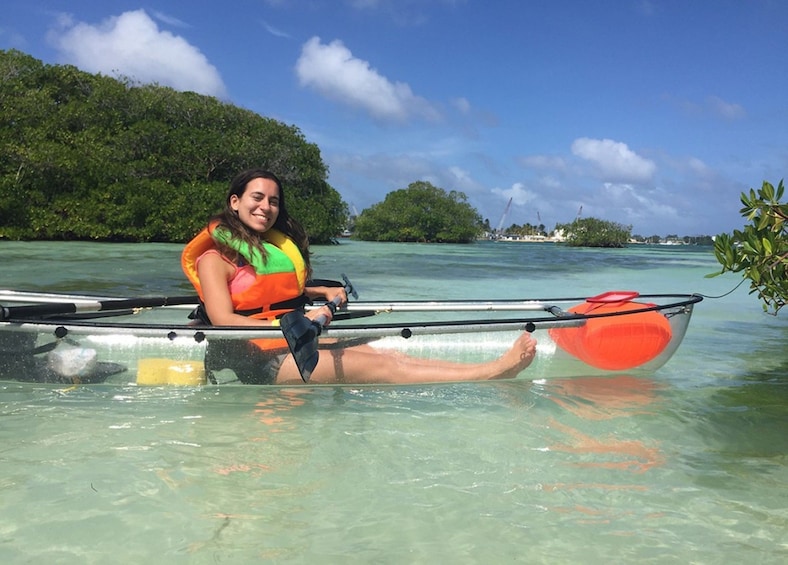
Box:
[211, 227, 301, 276]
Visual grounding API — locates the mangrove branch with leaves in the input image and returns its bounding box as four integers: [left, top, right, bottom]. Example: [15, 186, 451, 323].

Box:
[711, 180, 788, 314]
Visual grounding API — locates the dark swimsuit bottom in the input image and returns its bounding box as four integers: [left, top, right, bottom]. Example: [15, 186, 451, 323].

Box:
[204, 339, 287, 385]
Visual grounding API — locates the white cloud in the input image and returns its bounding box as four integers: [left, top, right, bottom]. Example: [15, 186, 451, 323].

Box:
[539, 175, 562, 189]
[447, 165, 472, 186]
[571, 137, 656, 182]
[151, 11, 190, 28]
[295, 36, 440, 122]
[663, 93, 747, 121]
[262, 21, 290, 38]
[446, 166, 488, 195]
[687, 157, 710, 175]
[47, 10, 227, 98]
[638, 0, 656, 16]
[707, 95, 746, 120]
[0, 24, 28, 48]
[599, 182, 678, 227]
[519, 154, 567, 171]
[331, 152, 433, 187]
[451, 97, 471, 115]
[492, 182, 537, 206]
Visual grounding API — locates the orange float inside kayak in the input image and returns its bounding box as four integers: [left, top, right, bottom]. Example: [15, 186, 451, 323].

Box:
[549, 291, 673, 370]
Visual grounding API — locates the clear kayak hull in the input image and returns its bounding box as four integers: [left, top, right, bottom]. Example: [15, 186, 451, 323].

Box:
[0, 290, 702, 385]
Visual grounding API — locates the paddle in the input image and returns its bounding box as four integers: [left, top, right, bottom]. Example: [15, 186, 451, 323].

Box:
[281, 274, 358, 382]
[0, 295, 198, 321]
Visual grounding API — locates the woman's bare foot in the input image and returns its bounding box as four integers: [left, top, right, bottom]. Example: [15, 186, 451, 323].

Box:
[491, 333, 537, 380]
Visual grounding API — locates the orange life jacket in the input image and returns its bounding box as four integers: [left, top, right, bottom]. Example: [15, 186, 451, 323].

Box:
[181, 224, 308, 352]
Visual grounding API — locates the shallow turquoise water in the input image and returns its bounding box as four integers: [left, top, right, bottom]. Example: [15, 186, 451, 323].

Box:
[0, 240, 785, 563]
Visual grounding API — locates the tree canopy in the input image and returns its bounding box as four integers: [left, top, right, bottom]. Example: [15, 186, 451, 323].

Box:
[557, 217, 632, 247]
[0, 49, 346, 243]
[710, 180, 787, 314]
[353, 181, 482, 243]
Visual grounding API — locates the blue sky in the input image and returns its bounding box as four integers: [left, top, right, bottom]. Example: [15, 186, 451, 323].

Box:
[3, 0, 786, 237]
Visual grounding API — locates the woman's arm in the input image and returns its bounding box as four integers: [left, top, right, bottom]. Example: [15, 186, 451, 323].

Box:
[305, 285, 348, 307]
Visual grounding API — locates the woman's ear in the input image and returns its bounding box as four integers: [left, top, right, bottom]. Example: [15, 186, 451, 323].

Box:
[229, 194, 239, 211]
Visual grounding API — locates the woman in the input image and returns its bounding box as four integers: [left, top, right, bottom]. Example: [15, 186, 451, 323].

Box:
[182, 169, 536, 385]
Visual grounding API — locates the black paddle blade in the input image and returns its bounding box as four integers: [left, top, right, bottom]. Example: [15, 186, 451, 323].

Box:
[280, 311, 322, 382]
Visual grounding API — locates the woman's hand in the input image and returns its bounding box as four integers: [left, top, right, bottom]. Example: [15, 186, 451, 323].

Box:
[322, 286, 348, 307]
[304, 285, 348, 326]
[305, 304, 336, 325]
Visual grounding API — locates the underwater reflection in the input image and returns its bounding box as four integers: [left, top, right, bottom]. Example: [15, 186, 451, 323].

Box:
[251, 388, 309, 430]
[540, 374, 663, 420]
[211, 388, 312, 478]
[537, 375, 666, 473]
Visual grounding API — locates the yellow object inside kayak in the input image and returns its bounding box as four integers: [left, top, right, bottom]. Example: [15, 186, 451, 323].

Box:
[136, 358, 206, 386]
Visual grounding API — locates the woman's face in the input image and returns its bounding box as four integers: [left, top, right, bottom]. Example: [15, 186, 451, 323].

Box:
[230, 177, 280, 233]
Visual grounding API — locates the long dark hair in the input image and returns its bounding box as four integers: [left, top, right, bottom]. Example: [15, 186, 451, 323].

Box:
[209, 169, 311, 273]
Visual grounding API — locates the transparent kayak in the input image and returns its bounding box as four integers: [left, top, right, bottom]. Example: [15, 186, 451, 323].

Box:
[0, 289, 702, 386]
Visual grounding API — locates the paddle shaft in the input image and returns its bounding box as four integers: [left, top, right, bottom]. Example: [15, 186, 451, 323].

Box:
[0, 275, 355, 322]
[0, 295, 198, 321]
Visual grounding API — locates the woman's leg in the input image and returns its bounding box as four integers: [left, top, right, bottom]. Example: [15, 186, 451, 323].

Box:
[274, 332, 536, 385]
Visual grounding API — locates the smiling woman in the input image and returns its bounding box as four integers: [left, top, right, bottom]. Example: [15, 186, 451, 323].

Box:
[181, 169, 537, 385]
[230, 177, 280, 232]
[182, 169, 315, 335]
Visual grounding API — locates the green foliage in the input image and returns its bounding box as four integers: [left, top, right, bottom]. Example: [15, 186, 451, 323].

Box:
[0, 49, 346, 243]
[502, 222, 547, 237]
[557, 217, 632, 247]
[354, 181, 482, 243]
[710, 180, 787, 314]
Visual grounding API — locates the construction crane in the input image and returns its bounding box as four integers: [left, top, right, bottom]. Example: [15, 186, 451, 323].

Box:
[496, 197, 513, 236]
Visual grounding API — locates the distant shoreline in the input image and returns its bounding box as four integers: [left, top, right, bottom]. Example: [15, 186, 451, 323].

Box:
[484, 236, 711, 246]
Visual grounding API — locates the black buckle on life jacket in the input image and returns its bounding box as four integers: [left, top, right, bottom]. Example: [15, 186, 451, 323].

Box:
[236, 294, 311, 318]
[188, 303, 213, 325]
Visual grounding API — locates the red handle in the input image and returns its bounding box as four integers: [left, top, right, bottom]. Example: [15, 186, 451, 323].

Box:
[586, 291, 640, 303]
